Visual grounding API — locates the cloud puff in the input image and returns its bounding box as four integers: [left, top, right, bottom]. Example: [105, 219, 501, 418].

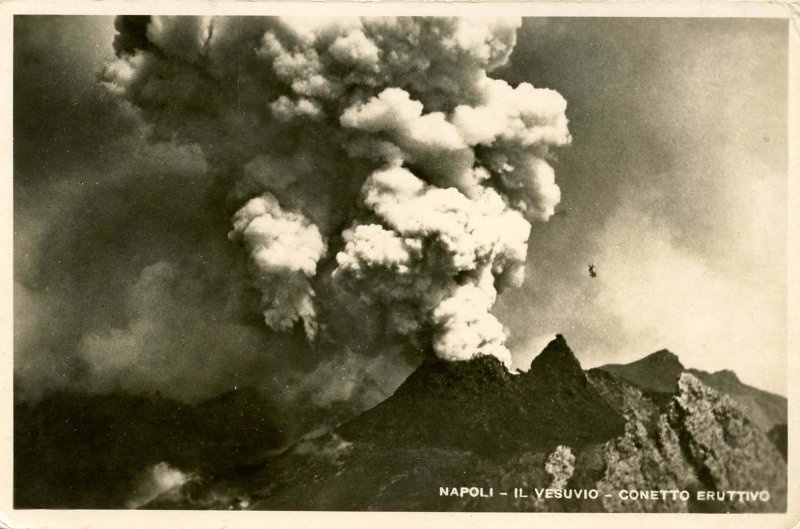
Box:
[228, 193, 326, 338]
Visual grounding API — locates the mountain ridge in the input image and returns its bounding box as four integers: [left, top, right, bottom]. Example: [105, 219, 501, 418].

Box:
[14, 335, 788, 512]
[143, 335, 787, 512]
[597, 350, 786, 432]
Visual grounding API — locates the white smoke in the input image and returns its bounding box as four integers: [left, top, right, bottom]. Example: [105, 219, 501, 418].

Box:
[228, 193, 326, 338]
[334, 166, 531, 363]
[103, 16, 571, 369]
[127, 462, 193, 509]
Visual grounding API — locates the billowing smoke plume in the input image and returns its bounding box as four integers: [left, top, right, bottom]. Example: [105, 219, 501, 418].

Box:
[228, 193, 326, 338]
[103, 16, 571, 367]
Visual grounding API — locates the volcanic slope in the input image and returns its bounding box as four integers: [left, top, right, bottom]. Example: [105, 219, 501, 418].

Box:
[145, 336, 787, 512]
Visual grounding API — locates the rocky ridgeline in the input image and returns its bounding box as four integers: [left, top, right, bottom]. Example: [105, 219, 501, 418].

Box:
[582, 371, 786, 513]
[145, 336, 787, 512]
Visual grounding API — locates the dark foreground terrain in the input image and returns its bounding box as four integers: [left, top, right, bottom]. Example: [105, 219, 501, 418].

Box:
[16, 335, 787, 512]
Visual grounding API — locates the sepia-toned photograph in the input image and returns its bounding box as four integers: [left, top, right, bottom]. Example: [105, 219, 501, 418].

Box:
[5, 5, 798, 526]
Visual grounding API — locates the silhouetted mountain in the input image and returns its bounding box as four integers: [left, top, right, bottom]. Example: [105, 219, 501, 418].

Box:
[599, 349, 685, 393]
[338, 334, 625, 457]
[598, 351, 787, 433]
[144, 336, 786, 512]
[14, 388, 287, 508]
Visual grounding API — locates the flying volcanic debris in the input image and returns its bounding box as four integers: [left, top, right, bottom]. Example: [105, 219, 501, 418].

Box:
[103, 16, 571, 368]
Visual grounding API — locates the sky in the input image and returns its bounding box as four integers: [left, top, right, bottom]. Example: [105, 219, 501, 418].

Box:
[495, 18, 788, 395]
[13, 15, 789, 406]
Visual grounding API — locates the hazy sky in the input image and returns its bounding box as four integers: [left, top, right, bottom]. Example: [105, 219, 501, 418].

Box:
[14, 16, 789, 399]
[495, 18, 788, 395]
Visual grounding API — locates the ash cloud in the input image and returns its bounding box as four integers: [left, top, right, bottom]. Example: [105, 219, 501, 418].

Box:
[13, 16, 311, 405]
[102, 16, 571, 371]
[14, 16, 572, 431]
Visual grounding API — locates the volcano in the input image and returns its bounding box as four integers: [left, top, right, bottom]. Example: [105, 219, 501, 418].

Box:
[140, 335, 787, 512]
[336, 334, 625, 457]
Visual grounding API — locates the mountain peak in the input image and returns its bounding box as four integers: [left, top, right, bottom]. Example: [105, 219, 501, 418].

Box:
[644, 349, 683, 366]
[597, 348, 685, 394]
[710, 369, 741, 384]
[398, 354, 511, 396]
[529, 334, 583, 373]
[336, 337, 624, 456]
